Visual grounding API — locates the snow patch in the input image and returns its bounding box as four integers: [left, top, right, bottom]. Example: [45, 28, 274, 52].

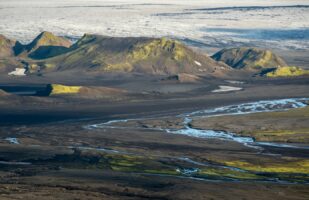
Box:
[194, 61, 202, 66]
[4, 137, 19, 144]
[225, 80, 245, 84]
[212, 85, 242, 93]
[8, 68, 26, 76]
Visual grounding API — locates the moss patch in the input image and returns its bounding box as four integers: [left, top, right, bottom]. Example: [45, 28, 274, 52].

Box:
[253, 50, 273, 69]
[266, 66, 309, 77]
[197, 167, 262, 180]
[224, 160, 309, 174]
[50, 84, 81, 95]
[103, 62, 133, 72]
[241, 128, 309, 143]
[128, 38, 186, 62]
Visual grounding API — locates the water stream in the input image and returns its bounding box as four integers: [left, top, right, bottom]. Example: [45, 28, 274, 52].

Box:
[86, 98, 309, 149]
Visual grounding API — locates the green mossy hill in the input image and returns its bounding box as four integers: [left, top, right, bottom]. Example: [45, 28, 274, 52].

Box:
[0, 34, 17, 58]
[16, 31, 72, 59]
[45, 34, 228, 75]
[266, 66, 309, 77]
[212, 47, 287, 70]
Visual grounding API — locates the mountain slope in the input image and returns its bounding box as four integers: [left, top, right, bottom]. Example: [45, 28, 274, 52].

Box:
[0, 89, 10, 96]
[0, 34, 16, 58]
[45, 34, 229, 75]
[211, 47, 287, 71]
[0, 35, 25, 72]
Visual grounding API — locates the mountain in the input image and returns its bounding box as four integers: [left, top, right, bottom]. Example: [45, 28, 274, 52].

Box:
[44, 34, 229, 75]
[16, 31, 72, 59]
[4, 32, 303, 78]
[211, 47, 287, 71]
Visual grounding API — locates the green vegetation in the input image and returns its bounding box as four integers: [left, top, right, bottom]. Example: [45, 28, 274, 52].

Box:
[253, 50, 273, 69]
[197, 167, 262, 180]
[94, 38, 186, 72]
[224, 160, 309, 174]
[266, 66, 309, 77]
[33, 148, 309, 183]
[50, 84, 81, 95]
[100, 154, 179, 175]
[128, 38, 186, 62]
[44, 63, 57, 70]
[240, 106, 309, 143]
[103, 62, 133, 72]
[241, 128, 309, 143]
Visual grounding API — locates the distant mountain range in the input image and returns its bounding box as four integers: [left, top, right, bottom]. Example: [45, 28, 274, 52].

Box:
[0, 31, 306, 77]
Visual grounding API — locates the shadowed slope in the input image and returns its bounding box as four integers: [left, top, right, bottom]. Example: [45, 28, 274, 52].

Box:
[16, 31, 72, 59]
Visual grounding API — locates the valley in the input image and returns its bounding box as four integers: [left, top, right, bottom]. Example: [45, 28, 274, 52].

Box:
[0, 3, 308, 197]
[0, 74, 308, 199]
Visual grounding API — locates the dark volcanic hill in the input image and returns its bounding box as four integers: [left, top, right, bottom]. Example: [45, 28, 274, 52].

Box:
[211, 47, 287, 71]
[16, 31, 72, 59]
[44, 34, 229, 75]
[2, 32, 295, 77]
